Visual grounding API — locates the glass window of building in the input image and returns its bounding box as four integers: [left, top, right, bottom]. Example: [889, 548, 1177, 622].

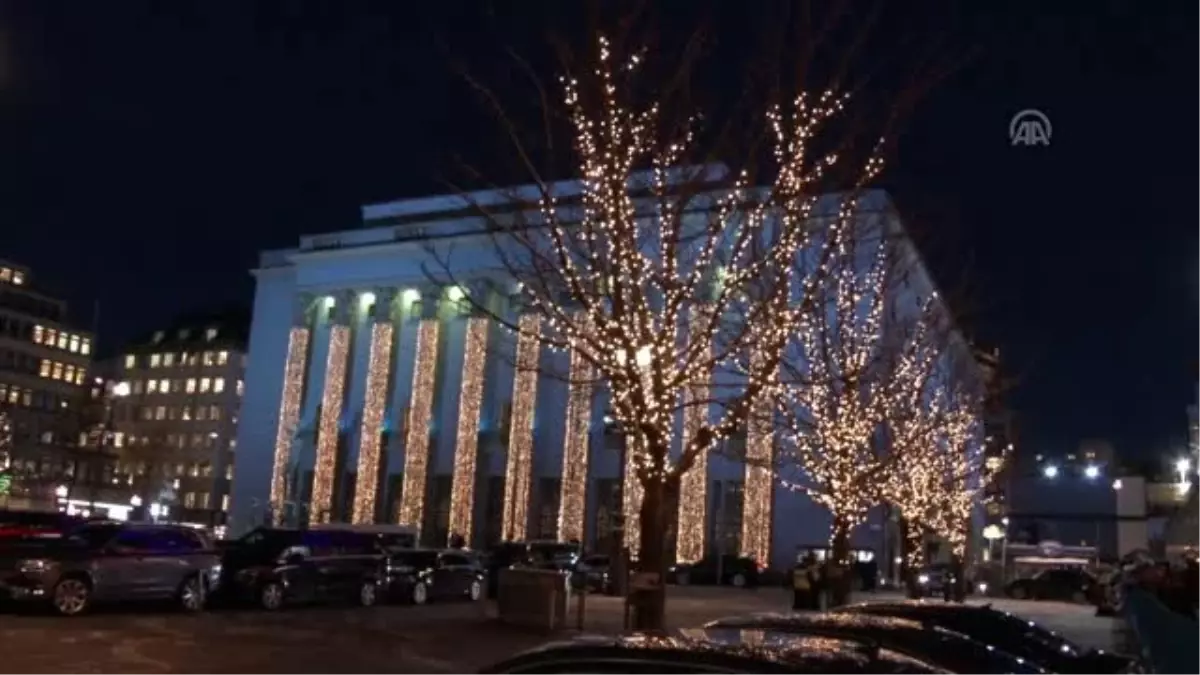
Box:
[147, 379, 159, 394]
[81, 338, 91, 355]
[236, 379, 244, 396]
[196, 406, 208, 421]
[185, 378, 196, 393]
[216, 350, 229, 365]
[199, 377, 211, 393]
[132, 379, 144, 394]
[51, 362, 62, 380]
[74, 371, 84, 385]
[149, 353, 161, 368]
[56, 333, 67, 349]
[33, 325, 44, 343]
[63, 365, 74, 382]
[184, 492, 195, 508]
[202, 351, 216, 366]
[163, 352, 175, 367]
[198, 492, 210, 509]
[68, 335, 79, 353]
[39, 359, 51, 377]
[45, 328, 57, 346]
[154, 405, 166, 420]
[209, 405, 221, 421]
[213, 377, 225, 393]
[191, 433, 203, 448]
[221, 494, 230, 511]
[159, 378, 170, 393]
[181, 405, 192, 421]
[225, 464, 233, 480]
[124, 354, 137, 369]
[112, 432, 124, 447]
[201, 462, 212, 477]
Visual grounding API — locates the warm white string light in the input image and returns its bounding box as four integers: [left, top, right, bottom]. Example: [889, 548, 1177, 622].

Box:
[352, 322, 395, 524]
[558, 317, 594, 543]
[398, 319, 440, 532]
[676, 313, 711, 564]
[449, 316, 490, 545]
[502, 314, 541, 541]
[311, 324, 351, 524]
[622, 434, 646, 557]
[740, 356, 775, 565]
[270, 326, 311, 517]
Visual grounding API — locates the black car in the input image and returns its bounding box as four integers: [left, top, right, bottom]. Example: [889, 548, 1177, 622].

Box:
[382, 548, 485, 605]
[215, 527, 384, 610]
[1006, 568, 1099, 603]
[484, 541, 581, 599]
[704, 611, 1044, 674]
[480, 629, 943, 674]
[0, 509, 87, 543]
[840, 601, 1141, 674]
[0, 522, 220, 616]
[669, 554, 761, 587]
[576, 554, 615, 594]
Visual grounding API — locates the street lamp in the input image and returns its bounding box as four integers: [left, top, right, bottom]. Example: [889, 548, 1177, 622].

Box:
[54, 484, 69, 499]
[130, 495, 142, 507]
[1042, 464, 1059, 479]
[1112, 478, 1123, 491]
[1084, 465, 1100, 479]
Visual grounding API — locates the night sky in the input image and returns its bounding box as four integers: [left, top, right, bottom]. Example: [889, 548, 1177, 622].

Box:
[0, 1, 1195, 461]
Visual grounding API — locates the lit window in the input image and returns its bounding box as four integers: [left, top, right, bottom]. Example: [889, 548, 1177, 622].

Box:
[185, 352, 198, 366]
[175, 463, 185, 475]
[74, 371, 84, 385]
[154, 405, 166, 420]
[51, 362, 62, 380]
[159, 379, 170, 393]
[191, 434, 203, 448]
[196, 406, 208, 421]
[185, 378, 196, 393]
[56, 333, 67, 349]
[63, 365, 74, 382]
[225, 464, 233, 480]
[39, 360, 51, 377]
[213, 377, 225, 393]
[217, 351, 229, 365]
[184, 492, 196, 508]
[181, 405, 192, 421]
[80, 339, 91, 355]
[222, 494, 230, 512]
[45, 328, 57, 346]
[68, 335, 79, 353]
[236, 379, 244, 396]
[147, 380, 159, 394]
[163, 353, 175, 367]
[0, 267, 9, 281]
[198, 492, 210, 509]
[229, 438, 237, 450]
[189, 463, 200, 477]
[205, 327, 218, 341]
[33, 325, 44, 344]
[209, 405, 221, 421]
[202, 351, 216, 366]
[132, 380, 144, 394]
[113, 432, 124, 448]
[201, 462, 213, 478]
[199, 377, 211, 393]
[150, 353, 163, 368]
[124, 354, 136, 369]
[39, 431, 53, 444]
[12, 271, 24, 285]
[167, 407, 177, 421]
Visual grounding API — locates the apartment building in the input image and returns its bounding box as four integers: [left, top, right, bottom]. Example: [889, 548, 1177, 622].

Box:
[0, 259, 98, 509]
[108, 311, 247, 527]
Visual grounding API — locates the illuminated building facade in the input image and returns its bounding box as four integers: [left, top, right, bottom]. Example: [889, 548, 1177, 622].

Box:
[231, 181, 964, 570]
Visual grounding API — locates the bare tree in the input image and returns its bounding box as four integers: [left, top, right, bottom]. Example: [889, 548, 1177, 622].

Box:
[429, 29, 888, 627]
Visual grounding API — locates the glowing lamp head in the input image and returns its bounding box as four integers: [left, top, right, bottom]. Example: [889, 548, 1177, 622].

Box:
[322, 295, 335, 309]
[401, 288, 421, 305]
[1084, 465, 1100, 479]
[1176, 458, 1191, 474]
[1112, 478, 1123, 490]
[359, 291, 376, 309]
[446, 286, 466, 302]
[54, 485, 69, 499]
[1042, 464, 1059, 479]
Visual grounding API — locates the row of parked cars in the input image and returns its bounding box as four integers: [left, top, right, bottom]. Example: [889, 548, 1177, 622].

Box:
[0, 512, 486, 616]
[485, 600, 1142, 674]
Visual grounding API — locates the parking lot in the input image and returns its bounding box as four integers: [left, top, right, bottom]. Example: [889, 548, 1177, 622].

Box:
[0, 587, 1120, 673]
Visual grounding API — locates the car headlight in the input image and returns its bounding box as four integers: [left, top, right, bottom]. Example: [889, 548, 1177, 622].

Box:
[977, 581, 989, 593]
[17, 559, 54, 575]
[917, 574, 930, 585]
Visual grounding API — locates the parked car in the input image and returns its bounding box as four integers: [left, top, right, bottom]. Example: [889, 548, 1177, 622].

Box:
[480, 629, 943, 674]
[0, 521, 220, 616]
[214, 527, 384, 610]
[915, 564, 954, 597]
[704, 611, 1045, 673]
[382, 548, 484, 604]
[575, 554, 614, 594]
[840, 600, 1141, 673]
[668, 553, 761, 587]
[484, 540, 581, 599]
[0, 509, 87, 544]
[1005, 567, 1099, 603]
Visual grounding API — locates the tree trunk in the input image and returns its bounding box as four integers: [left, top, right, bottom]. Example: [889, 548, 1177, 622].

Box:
[629, 474, 672, 630]
[829, 516, 853, 607]
[898, 517, 917, 599]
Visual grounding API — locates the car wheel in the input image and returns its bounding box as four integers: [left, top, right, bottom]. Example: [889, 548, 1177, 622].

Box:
[1009, 585, 1027, 600]
[359, 581, 379, 608]
[675, 571, 690, 586]
[259, 582, 286, 611]
[52, 577, 92, 616]
[731, 573, 747, 588]
[177, 575, 206, 613]
[468, 580, 483, 602]
[411, 581, 429, 606]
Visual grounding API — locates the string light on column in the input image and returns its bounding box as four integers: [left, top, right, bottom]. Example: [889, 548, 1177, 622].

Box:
[449, 316, 489, 545]
[398, 319, 440, 531]
[502, 314, 540, 542]
[270, 326, 311, 514]
[352, 322, 394, 524]
[676, 324, 711, 564]
[558, 325, 594, 543]
[740, 360, 775, 566]
[622, 434, 645, 557]
[311, 324, 351, 524]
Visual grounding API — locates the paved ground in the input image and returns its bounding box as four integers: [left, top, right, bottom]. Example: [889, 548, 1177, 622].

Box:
[0, 587, 1119, 673]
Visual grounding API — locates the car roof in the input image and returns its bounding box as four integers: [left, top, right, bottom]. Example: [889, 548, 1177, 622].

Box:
[484, 629, 940, 674]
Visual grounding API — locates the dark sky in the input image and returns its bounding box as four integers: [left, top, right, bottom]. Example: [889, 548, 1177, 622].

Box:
[0, 1, 1196, 461]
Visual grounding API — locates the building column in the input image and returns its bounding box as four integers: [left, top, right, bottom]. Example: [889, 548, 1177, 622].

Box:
[448, 281, 492, 545]
[676, 314, 712, 563]
[310, 290, 355, 524]
[352, 288, 398, 524]
[397, 288, 442, 536]
[740, 361, 775, 566]
[501, 313, 540, 542]
[269, 292, 315, 523]
[559, 316, 594, 544]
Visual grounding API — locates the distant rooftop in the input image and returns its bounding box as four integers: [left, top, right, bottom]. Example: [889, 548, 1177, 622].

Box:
[125, 308, 251, 352]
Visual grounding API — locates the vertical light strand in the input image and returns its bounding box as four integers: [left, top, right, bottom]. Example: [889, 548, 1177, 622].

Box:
[740, 362, 775, 565]
[270, 327, 311, 515]
[448, 317, 489, 544]
[557, 326, 594, 543]
[311, 324, 351, 524]
[398, 319, 440, 530]
[676, 322, 712, 563]
[622, 435, 645, 556]
[352, 322, 394, 524]
[502, 314, 540, 541]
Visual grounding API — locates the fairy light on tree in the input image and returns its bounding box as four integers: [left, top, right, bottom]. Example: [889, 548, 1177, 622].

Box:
[423, 27, 891, 629]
